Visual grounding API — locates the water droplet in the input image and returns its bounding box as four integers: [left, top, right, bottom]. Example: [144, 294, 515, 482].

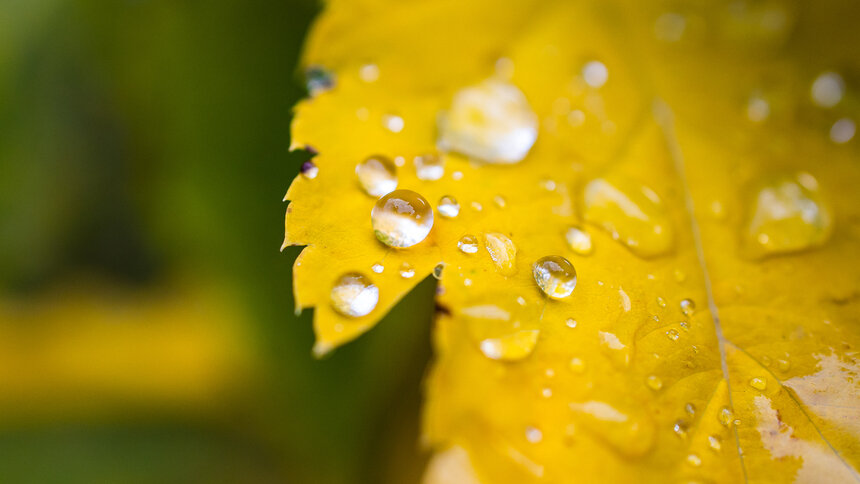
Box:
[516, 296, 527, 306]
[300, 160, 319, 179]
[457, 235, 479, 254]
[777, 358, 791, 372]
[371, 263, 384, 274]
[811, 71, 844, 108]
[452, 171, 464, 181]
[305, 65, 334, 96]
[533, 256, 577, 299]
[484, 233, 517, 276]
[437, 196, 460, 218]
[569, 357, 586, 373]
[356, 155, 398, 196]
[583, 177, 673, 258]
[382, 114, 404, 133]
[540, 179, 557, 191]
[565, 318, 577, 328]
[463, 278, 472, 287]
[679, 321, 690, 331]
[471, 201, 483, 212]
[747, 93, 770, 122]
[541, 387, 553, 398]
[437, 79, 538, 164]
[582, 61, 609, 88]
[749, 377, 767, 391]
[565, 226, 593, 255]
[414, 153, 445, 181]
[372, 190, 434, 248]
[686, 453, 702, 467]
[330, 273, 378, 317]
[646, 375, 663, 391]
[545, 368, 555, 378]
[433, 263, 445, 279]
[399, 262, 415, 279]
[719, 406, 734, 427]
[708, 435, 722, 452]
[463, 300, 540, 361]
[680, 298, 695, 316]
[666, 329, 680, 341]
[525, 426, 543, 443]
[761, 355, 772, 367]
[656, 296, 667, 308]
[746, 173, 832, 256]
[685, 403, 696, 416]
[673, 420, 689, 439]
[568, 109, 586, 127]
[493, 195, 507, 209]
[654, 12, 686, 42]
[831, 118, 855, 144]
[359, 63, 379, 83]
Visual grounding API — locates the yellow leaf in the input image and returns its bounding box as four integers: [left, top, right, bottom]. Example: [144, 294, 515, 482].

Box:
[284, 0, 860, 481]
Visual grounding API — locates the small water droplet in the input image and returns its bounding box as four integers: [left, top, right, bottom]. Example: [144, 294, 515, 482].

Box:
[666, 329, 680, 341]
[811, 71, 844, 108]
[568, 109, 586, 127]
[831, 118, 855, 144]
[646, 375, 663, 391]
[679, 321, 690, 331]
[719, 407, 734, 427]
[566, 318, 577, 328]
[305, 65, 334, 96]
[372, 190, 434, 248]
[583, 177, 673, 257]
[300, 160, 319, 179]
[371, 263, 384, 274]
[463, 278, 472, 287]
[433, 263, 445, 279]
[686, 453, 702, 467]
[516, 296, 527, 306]
[382, 114, 404, 133]
[673, 420, 689, 439]
[330, 273, 378, 317]
[399, 262, 415, 279]
[565, 226, 593, 255]
[356, 107, 369, 121]
[656, 296, 667, 308]
[569, 357, 586, 373]
[582, 60, 609, 88]
[452, 171, 464, 181]
[414, 153, 445, 181]
[359, 63, 379, 83]
[685, 403, 696, 416]
[540, 179, 557, 191]
[654, 12, 686, 42]
[484, 233, 517, 276]
[356, 155, 398, 196]
[749, 377, 767, 391]
[777, 358, 791, 372]
[493, 195, 507, 209]
[708, 435, 722, 452]
[680, 298, 695, 316]
[525, 426, 543, 443]
[457, 235, 479, 254]
[541, 387, 553, 398]
[533, 256, 577, 299]
[746, 173, 832, 256]
[761, 355, 772, 367]
[437, 79, 538, 163]
[437, 196, 460, 218]
[545, 368, 555, 378]
[747, 93, 770, 122]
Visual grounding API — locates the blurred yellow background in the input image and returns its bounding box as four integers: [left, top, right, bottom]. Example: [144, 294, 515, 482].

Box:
[0, 1, 433, 482]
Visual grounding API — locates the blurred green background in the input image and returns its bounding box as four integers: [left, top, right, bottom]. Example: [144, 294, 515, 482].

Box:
[0, 1, 435, 482]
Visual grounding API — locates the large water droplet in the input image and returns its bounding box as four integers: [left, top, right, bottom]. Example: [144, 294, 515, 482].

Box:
[437, 196, 460, 218]
[463, 299, 540, 361]
[811, 71, 844, 108]
[414, 153, 445, 181]
[458, 235, 479, 254]
[356, 155, 397, 196]
[745, 173, 832, 256]
[372, 190, 434, 248]
[569, 401, 655, 457]
[565, 226, 593, 255]
[484, 233, 517, 276]
[532, 256, 577, 299]
[437, 79, 538, 164]
[330, 273, 378, 317]
[583, 177, 673, 258]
